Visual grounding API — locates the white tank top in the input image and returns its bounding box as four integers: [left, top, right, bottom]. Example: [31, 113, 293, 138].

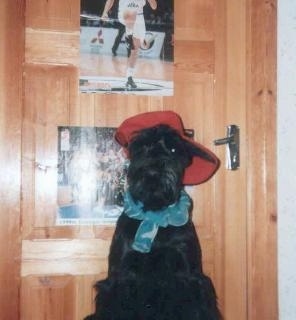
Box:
[119, 0, 146, 15]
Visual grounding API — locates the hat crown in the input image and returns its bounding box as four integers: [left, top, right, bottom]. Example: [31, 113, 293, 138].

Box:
[115, 111, 184, 147]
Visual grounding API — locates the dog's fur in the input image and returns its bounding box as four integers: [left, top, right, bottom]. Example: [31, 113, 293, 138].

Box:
[85, 125, 222, 320]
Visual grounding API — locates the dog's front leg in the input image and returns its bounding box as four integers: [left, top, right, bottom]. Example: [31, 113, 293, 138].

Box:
[108, 214, 139, 277]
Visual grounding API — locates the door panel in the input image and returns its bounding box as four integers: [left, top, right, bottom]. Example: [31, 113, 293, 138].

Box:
[17, 1, 278, 320]
[21, 239, 109, 276]
[25, 0, 79, 30]
[22, 274, 99, 320]
[21, 276, 76, 320]
[25, 29, 79, 65]
[22, 65, 78, 239]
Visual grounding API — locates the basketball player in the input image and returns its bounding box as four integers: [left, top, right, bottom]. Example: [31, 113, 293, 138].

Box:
[102, 0, 157, 89]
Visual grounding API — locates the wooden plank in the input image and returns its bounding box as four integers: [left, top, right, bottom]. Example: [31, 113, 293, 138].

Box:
[175, 41, 214, 74]
[0, 0, 24, 319]
[246, 0, 278, 319]
[21, 239, 110, 276]
[22, 64, 79, 238]
[223, 0, 248, 319]
[21, 275, 77, 320]
[211, 0, 227, 312]
[25, 28, 80, 65]
[175, 0, 214, 41]
[26, 0, 80, 31]
[76, 275, 99, 319]
[22, 274, 100, 320]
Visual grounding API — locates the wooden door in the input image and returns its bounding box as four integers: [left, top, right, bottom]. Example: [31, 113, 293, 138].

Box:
[0, 0, 278, 320]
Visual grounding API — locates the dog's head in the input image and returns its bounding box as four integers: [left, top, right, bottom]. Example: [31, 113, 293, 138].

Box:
[126, 124, 212, 211]
[115, 111, 220, 211]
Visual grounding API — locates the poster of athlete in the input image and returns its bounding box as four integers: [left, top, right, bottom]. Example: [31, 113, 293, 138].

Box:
[56, 127, 128, 225]
[80, 0, 174, 96]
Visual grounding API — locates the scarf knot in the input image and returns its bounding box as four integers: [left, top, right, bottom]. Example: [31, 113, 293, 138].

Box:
[124, 190, 191, 253]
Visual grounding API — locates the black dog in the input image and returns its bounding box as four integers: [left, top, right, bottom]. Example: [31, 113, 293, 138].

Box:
[85, 111, 222, 320]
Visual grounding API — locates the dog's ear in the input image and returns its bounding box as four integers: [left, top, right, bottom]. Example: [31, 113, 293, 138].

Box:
[183, 139, 217, 164]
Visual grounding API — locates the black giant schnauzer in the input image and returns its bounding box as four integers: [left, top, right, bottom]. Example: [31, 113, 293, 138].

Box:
[85, 111, 222, 320]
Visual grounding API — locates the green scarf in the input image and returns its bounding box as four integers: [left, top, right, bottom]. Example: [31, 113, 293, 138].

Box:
[124, 189, 191, 253]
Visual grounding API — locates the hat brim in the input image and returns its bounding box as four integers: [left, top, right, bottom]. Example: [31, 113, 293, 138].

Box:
[181, 135, 220, 185]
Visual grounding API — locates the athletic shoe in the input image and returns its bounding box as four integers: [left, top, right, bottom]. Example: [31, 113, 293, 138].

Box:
[125, 76, 137, 89]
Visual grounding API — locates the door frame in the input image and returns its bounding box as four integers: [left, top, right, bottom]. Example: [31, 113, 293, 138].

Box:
[246, 0, 277, 318]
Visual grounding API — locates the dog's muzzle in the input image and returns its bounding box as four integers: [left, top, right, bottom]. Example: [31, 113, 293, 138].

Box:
[127, 157, 184, 211]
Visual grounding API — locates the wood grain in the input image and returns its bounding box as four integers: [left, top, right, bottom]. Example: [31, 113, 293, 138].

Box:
[223, 0, 248, 319]
[25, 29, 80, 65]
[21, 275, 77, 320]
[21, 239, 110, 276]
[246, 0, 278, 319]
[0, 0, 24, 319]
[26, 0, 80, 31]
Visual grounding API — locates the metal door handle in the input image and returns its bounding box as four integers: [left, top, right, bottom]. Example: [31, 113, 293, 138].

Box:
[214, 125, 240, 170]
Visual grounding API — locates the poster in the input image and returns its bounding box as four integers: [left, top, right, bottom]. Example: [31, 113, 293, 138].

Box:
[80, 0, 174, 96]
[56, 127, 128, 225]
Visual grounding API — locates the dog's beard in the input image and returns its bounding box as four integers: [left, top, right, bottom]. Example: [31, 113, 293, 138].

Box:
[127, 158, 184, 211]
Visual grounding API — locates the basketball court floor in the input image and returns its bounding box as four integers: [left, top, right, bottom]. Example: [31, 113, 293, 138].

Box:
[80, 52, 174, 96]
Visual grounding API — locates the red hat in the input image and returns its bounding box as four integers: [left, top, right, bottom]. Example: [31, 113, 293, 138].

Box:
[115, 111, 220, 185]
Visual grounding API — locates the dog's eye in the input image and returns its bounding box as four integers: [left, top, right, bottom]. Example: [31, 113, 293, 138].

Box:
[171, 148, 176, 153]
